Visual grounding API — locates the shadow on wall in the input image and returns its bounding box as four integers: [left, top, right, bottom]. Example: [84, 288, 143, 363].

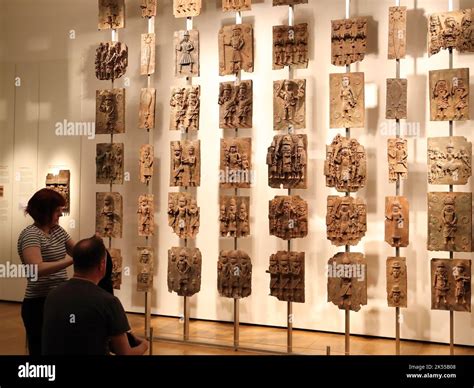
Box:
[406, 3, 427, 60]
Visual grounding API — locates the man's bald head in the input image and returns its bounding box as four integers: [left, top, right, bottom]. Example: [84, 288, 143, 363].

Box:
[73, 236, 106, 273]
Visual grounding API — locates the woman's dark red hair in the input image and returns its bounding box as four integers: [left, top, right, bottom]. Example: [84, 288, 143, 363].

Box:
[25, 188, 66, 226]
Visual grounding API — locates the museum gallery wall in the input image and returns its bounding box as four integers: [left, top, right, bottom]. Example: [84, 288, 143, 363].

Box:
[0, 0, 473, 347]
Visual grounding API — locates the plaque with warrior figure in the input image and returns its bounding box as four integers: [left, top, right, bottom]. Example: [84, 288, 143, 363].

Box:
[217, 250, 252, 299]
[267, 251, 305, 303]
[168, 247, 202, 296]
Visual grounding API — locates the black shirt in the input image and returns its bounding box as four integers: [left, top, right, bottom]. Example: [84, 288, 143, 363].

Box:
[42, 278, 130, 355]
[98, 250, 114, 295]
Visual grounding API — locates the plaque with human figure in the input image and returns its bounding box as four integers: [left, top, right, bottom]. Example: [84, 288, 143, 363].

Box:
[428, 136, 471, 185]
[327, 196, 366, 246]
[168, 247, 202, 296]
[141, 33, 155, 76]
[96, 143, 124, 185]
[140, 0, 157, 18]
[46, 170, 70, 214]
[267, 134, 307, 189]
[218, 24, 254, 76]
[273, 24, 308, 70]
[386, 257, 407, 308]
[96, 89, 125, 134]
[387, 138, 408, 183]
[267, 251, 305, 303]
[220, 138, 252, 189]
[327, 252, 367, 312]
[173, 0, 201, 18]
[170, 140, 201, 187]
[223, 0, 251, 12]
[388, 6, 407, 60]
[331, 17, 368, 66]
[170, 86, 200, 132]
[273, 79, 306, 131]
[219, 196, 250, 238]
[217, 250, 252, 299]
[137, 247, 154, 292]
[98, 0, 124, 30]
[95, 42, 128, 81]
[168, 193, 200, 239]
[140, 145, 154, 185]
[137, 194, 154, 237]
[386, 78, 407, 120]
[428, 192, 472, 252]
[324, 134, 366, 192]
[428, 9, 474, 56]
[429, 68, 469, 121]
[385, 196, 409, 248]
[431, 259, 471, 312]
[269, 196, 308, 240]
[330, 72, 365, 129]
[96, 192, 122, 238]
[139, 88, 156, 130]
[218, 81, 253, 129]
[174, 30, 199, 77]
[110, 248, 123, 290]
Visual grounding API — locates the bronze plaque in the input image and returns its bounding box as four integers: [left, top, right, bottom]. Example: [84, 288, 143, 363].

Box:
[331, 17, 368, 66]
[96, 143, 124, 185]
[218, 24, 254, 76]
[267, 251, 305, 303]
[95, 42, 128, 81]
[386, 257, 407, 308]
[428, 9, 474, 56]
[219, 196, 250, 238]
[327, 196, 366, 246]
[45, 170, 70, 214]
[98, 0, 125, 30]
[110, 248, 123, 290]
[168, 247, 202, 296]
[386, 78, 407, 120]
[137, 247, 154, 292]
[139, 88, 156, 130]
[428, 136, 471, 185]
[269, 195, 308, 240]
[96, 89, 125, 135]
[170, 86, 200, 132]
[140, 0, 157, 18]
[96, 192, 122, 238]
[141, 33, 155, 76]
[170, 140, 201, 187]
[267, 134, 307, 189]
[330, 72, 365, 129]
[223, 0, 251, 12]
[273, 79, 306, 131]
[218, 80, 252, 129]
[327, 252, 367, 312]
[388, 6, 407, 60]
[168, 192, 200, 239]
[429, 68, 469, 121]
[220, 138, 252, 189]
[138, 194, 154, 237]
[173, 0, 201, 18]
[273, 24, 308, 70]
[217, 250, 252, 299]
[387, 138, 408, 183]
[431, 259, 471, 312]
[174, 30, 199, 78]
[139, 144, 154, 185]
[428, 192, 472, 252]
[324, 134, 366, 192]
[385, 196, 409, 248]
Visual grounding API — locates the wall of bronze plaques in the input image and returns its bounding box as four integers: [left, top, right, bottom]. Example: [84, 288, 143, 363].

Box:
[217, 250, 252, 299]
[168, 247, 202, 296]
[431, 259, 471, 312]
[267, 251, 305, 303]
[327, 252, 367, 312]
[45, 170, 70, 213]
[137, 247, 154, 292]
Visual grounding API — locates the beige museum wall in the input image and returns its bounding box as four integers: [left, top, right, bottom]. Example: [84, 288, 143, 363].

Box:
[0, 0, 473, 346]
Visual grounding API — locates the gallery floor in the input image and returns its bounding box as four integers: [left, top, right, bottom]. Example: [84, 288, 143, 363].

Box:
[1, 301, 473, 356]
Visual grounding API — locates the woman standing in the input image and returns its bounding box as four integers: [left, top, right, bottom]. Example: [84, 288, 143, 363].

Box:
[18, 188, 75, 355]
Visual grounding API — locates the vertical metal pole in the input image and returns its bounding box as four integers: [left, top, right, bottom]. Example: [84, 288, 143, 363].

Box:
[183, 295, 190, 341]
[395, 307, 401, 355]
[149, 327, 153, 356]
[287, 301, 293, 353]
[234, 299, 240, 350]
[345, 307, 350, 355]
